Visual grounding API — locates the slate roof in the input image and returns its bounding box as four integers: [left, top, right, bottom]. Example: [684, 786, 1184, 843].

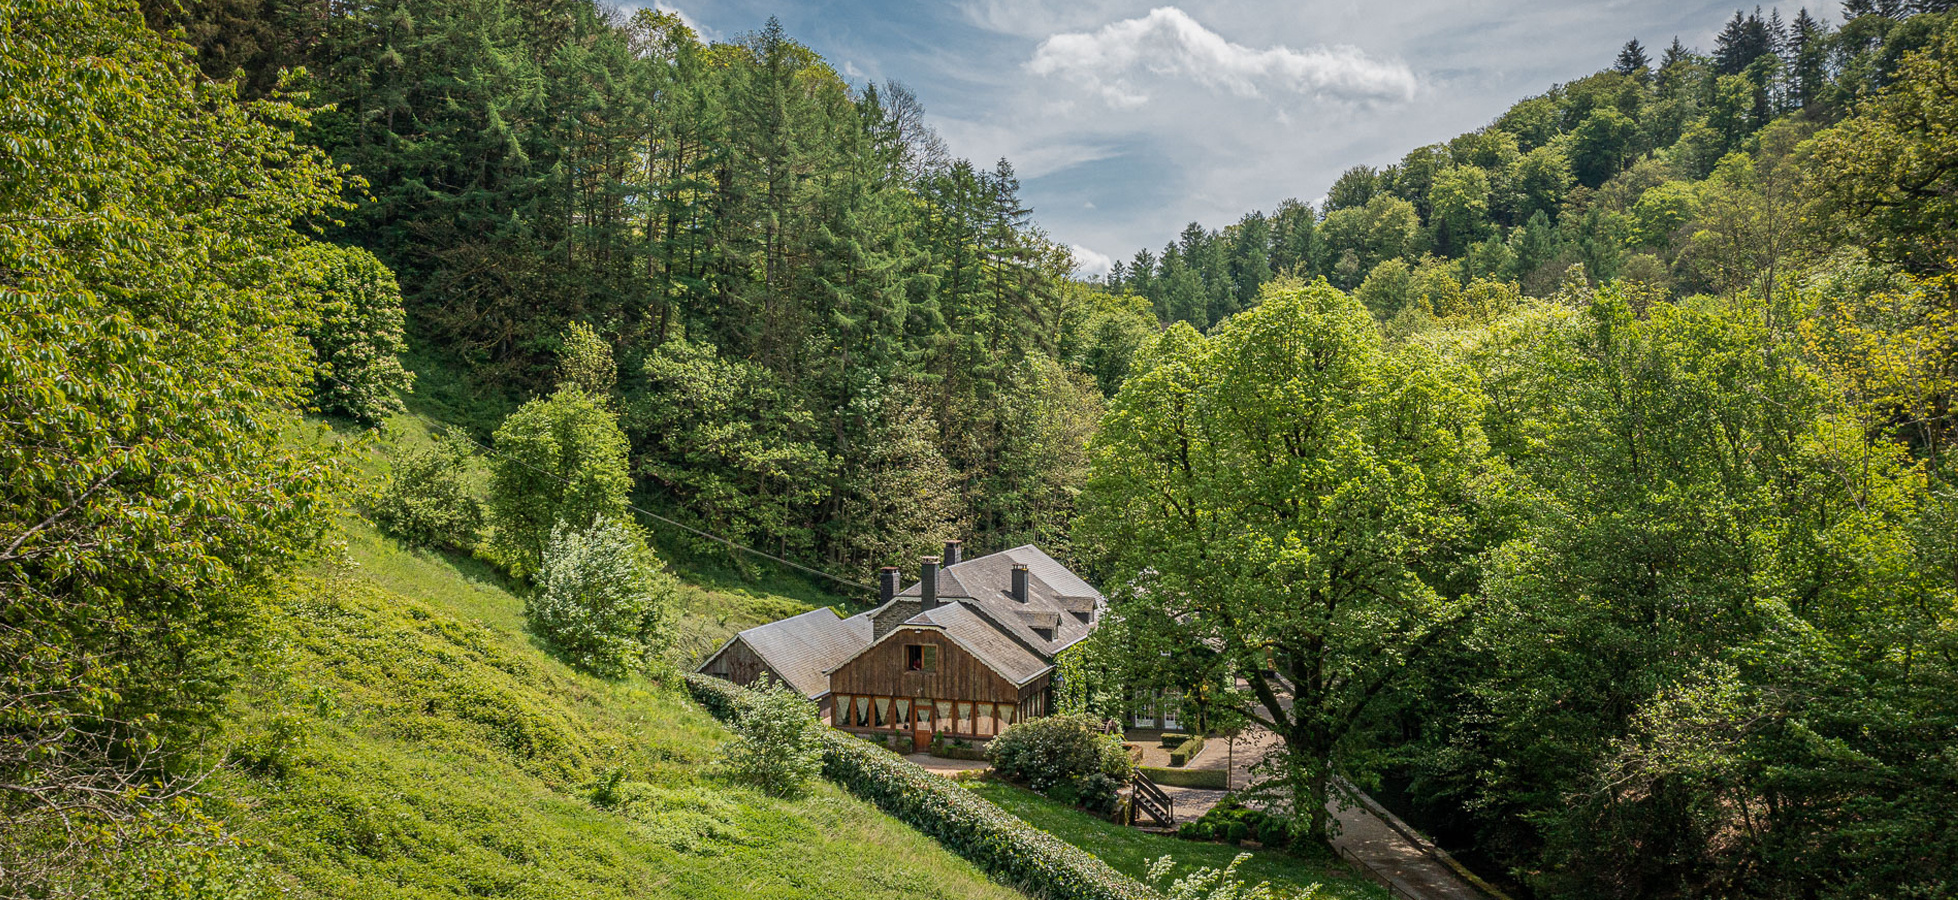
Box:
[903, 603, 1051, 685]
[700, 545, 1103, 695]
[893, 544, 1102, 657]
[705, 607, 871, 700]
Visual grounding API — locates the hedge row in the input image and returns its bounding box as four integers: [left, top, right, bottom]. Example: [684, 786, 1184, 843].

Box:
[685, 674, 1159, 900]
[1168, 735, 1205, 767]
[1138, 765, 1227, 789]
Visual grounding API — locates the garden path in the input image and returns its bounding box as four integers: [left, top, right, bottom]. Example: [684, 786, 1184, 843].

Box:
[903, 751, 990, 776]
[1152, 712, 1488, 900]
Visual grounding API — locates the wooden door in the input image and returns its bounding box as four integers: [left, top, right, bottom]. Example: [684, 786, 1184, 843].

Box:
[912, 700, 932, 752]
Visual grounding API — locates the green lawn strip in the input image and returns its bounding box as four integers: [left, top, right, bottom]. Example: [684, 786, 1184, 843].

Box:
[966, 782, 1386, 900]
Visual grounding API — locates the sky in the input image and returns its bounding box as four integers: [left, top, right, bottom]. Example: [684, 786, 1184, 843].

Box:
[636, 0, 1843, 276]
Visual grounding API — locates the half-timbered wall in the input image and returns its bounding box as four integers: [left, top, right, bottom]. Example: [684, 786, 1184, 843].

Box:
[828, 626, 1048, 740]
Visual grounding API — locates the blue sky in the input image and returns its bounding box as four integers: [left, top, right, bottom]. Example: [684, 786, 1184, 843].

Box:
[636, 1, 1843, 275]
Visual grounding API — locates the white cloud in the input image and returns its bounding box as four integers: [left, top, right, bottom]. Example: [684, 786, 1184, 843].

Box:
[1070, 245, 1115, 278]
[652, 2, 717, 42]
[1028, 7, 1418, 108]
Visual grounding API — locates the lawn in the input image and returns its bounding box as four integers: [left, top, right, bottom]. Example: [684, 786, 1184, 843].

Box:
[967, 782, 1387, 900]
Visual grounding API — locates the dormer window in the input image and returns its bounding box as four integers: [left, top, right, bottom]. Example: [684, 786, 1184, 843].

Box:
[906, 644, 937, 672]
[1033, 627, 1054, 641]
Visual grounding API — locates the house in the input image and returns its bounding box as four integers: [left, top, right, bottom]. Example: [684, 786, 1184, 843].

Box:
[696, 540, 1104, 751]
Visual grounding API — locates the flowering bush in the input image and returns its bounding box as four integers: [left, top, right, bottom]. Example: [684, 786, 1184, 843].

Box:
[987, 713, 1133, 814]
[527, 516, 676, 677]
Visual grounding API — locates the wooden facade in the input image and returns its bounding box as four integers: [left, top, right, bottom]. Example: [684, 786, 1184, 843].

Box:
[699, 637, 833, 717]
[827, 626, 1051, 749]
[699, 637, 777, 687]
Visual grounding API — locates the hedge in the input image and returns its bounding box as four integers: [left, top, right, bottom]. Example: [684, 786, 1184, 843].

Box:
[1138, 765, 1227, 789]
[686, 674, 1159, 900]
[1167, 735, 1205, 767]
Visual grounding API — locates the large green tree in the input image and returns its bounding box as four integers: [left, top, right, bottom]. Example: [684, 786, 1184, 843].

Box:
[1078, 278, 1501, 842]
[484, 387, 632, 578]
[1, 0, 350, 888]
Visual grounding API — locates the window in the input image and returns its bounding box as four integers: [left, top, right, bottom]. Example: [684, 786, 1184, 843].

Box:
[905, 644, 937, 672]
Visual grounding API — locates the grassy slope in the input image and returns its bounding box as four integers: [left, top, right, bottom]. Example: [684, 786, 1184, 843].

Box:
[213, 418, 1020, 900]
[967, 783, 1384, 900]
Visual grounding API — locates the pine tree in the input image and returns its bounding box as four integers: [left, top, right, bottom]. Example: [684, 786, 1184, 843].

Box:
[1614, 38, 1651, 78]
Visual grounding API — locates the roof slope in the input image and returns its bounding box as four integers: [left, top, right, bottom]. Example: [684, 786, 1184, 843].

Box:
[910, 603, 1051, 685]
[705, 607, 871, 699]
[895, 544, 1102, 657]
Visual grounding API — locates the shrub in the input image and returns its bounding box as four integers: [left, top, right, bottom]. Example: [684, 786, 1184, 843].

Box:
[1160, 733, 1191, 748]
[988, 714, 1133, 793]
[1181, 800, 1301, 853]
[1168, 735, 1205, 767]
[687, 675, 1156, 900]
[373, 433, 482, 550]
[1256, 817, 1293, 850]
[293, 242, 413, 426]
[1075, 772, 1124, 816]
[527, 516, 677, 677]
[484, 387, 631, 578]
[1139, 766, 1228, 789]
[719, 677, 823, 798]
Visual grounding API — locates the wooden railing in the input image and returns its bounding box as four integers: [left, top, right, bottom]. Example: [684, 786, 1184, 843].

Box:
[1129, 769, 1174, 829]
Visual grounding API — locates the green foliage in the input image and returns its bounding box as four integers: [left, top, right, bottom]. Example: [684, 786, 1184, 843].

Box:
[628, 335, 832, 562]
[987, 714, 1134, 796]
[484, 387, 631, 579]
[293, 242, 413, 425]
[154, 0, 1099, 569]
[1054, 634, 1132, 723]
[688, 674, 1158, 900]
[556, 320, 617, 397]
[1168, 735, 1205, 767]
[529, 515, 679, 677]
[719, 677, 824, 798]
[1079, 278, 1503, 842]
[372, 432, 482, 551]
[970, 781, 1373, 900]
[1, 0, 349, 889]
[1147, 853, 1282, 900]
[1809, 19, 1958, 275]
[1181, 799, 1299, 855]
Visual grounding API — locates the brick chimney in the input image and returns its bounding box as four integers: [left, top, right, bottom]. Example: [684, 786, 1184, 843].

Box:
[942, 539, 962, 567]
[920, 556, 940, 611]
[879, 566, 900, 604]
[1012, 564, 1029, 603]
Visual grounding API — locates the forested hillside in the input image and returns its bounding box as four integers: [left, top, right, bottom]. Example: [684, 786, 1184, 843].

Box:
[1069, 5, 1958, 899]
[5, 0, 1957, 898]
[143, 0, 1147, 577]
[1104, 4, 1955, 329]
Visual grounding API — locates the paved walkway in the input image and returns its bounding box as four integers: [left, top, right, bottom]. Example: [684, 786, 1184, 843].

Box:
[903, 751, 990, 776]
[894, 717, 1488, 900]
[1153, 723, 1485, 900]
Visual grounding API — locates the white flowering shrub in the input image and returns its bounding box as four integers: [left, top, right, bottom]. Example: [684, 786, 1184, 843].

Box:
[526, 516, 677, 677]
